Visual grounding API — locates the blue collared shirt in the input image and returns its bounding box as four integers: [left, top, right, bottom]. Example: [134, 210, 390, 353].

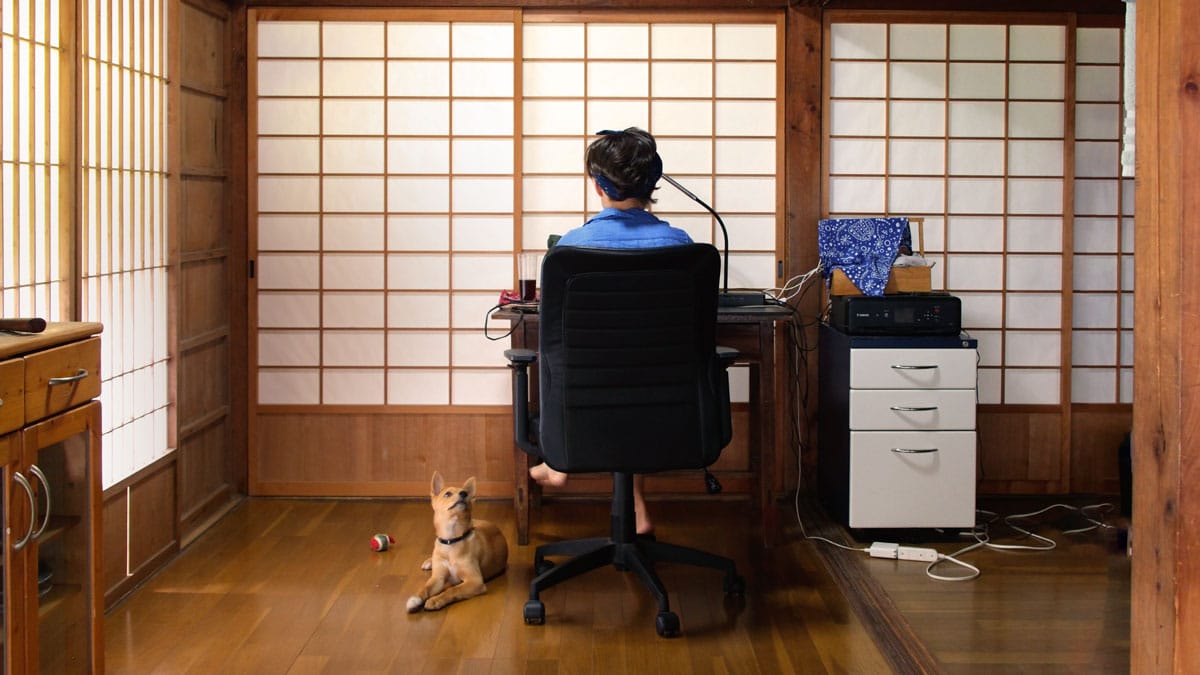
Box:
[556, 208, 693, 249]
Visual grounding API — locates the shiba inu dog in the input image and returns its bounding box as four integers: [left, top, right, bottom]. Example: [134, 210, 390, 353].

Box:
[407, 472, 508, 612]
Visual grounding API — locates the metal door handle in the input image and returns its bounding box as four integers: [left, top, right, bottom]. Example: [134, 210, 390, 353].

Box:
[29, 464, 52, 537]
[891, 447, 939, 454]
[48, 368, 88, 385]
[13, 471, 36, 551]
[890, 405, 938, 412]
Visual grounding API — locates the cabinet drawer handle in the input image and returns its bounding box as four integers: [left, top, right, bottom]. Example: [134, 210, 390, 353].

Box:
[48, 368, 89, 385]
[891, 364, 938, 370]
[12, 471, 36, 551]
[891, 447, 939, 454]
[890, 405, 938, 412]
[29, 464, 52, 538]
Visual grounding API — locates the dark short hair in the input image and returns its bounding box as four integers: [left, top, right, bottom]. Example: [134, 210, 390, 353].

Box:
[586, 128, 662, 203]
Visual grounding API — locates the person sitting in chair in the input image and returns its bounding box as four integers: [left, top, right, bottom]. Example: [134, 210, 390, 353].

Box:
[529, 127, 693, 536]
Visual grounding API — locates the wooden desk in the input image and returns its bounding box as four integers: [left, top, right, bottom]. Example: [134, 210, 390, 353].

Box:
[498, 304, 791, 547]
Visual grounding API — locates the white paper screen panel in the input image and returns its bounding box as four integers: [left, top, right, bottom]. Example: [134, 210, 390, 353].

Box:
[1070, 26, 1129, 402]
[824, 17, 1127, 405]
[254, 15, 517, 407]
[71, 0, 172, 487]
[519, 15, 781, 312]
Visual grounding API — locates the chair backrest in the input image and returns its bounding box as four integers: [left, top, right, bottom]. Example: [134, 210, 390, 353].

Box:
[536, 244, 732, 473]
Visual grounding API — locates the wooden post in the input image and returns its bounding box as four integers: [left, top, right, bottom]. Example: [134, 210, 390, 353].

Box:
[1131, 0, 1200, 671]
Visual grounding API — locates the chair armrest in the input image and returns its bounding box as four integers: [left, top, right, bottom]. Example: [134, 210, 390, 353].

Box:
[505, 348, 539, 457]
[504, 348, 537, 364]
[715, 345, 738, 368]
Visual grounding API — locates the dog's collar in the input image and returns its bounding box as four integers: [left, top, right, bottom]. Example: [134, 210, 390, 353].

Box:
[437, 528, 474, 546]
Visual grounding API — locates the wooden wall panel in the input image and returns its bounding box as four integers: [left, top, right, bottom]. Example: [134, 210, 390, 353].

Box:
[181, 4, 227, 92]
[128, 462, 179, 576]
[1069, 405, 1130, 496]
[102, 489, 130, 602]
[181, 259, 230, 337]
[182, 90, 226, 172]
[182, 178, 229, 256]
[977, 409, 1065, 492]
[179, 341, 231, 426]
[252, 410, 752, 497]
[177, 420, 237, 542]
[104, 459, 179, 606]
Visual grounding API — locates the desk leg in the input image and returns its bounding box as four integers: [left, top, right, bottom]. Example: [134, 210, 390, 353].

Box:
[753, 322, 781, 547]
[514, 446, 531, 545]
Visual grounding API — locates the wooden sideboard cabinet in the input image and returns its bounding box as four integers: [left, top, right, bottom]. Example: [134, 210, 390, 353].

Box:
[818, 324, 978, 530]
[1, 322, 103, 674]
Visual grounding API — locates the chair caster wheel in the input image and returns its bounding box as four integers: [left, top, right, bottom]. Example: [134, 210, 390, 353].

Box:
[724, 574, 746, 596]
[655, 611, 680, 638]
[534, 559, 555, 576]
[524, 600, 545, 625]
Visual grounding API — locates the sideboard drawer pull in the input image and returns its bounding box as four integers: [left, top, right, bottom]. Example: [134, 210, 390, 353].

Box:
[890, 405, 938, 412]
[48, 368, 88, 385]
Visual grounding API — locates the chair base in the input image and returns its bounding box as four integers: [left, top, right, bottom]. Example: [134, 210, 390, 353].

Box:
[523, 473, 745, 637]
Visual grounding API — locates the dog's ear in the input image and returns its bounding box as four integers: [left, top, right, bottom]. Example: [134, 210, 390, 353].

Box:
[431, 471, 444, 497]
[463, 477, 477, 501]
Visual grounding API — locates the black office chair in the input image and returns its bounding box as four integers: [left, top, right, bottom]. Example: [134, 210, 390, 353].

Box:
[504, 244, 744, 637]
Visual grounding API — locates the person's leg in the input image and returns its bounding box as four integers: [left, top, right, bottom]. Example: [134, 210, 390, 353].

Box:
[531, 465, 653, 535]
[633, 475, 653, 535]
[529, 462, 568, 487]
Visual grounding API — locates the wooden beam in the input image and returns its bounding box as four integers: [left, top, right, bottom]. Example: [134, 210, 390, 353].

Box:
[1132, 0, 1200, 671]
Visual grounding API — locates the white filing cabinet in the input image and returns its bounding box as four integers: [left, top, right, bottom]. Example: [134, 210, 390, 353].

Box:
[819, 325, 978, 529]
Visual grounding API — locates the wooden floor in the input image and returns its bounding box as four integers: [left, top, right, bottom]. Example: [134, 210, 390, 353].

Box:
[104, 495, 1129, 674]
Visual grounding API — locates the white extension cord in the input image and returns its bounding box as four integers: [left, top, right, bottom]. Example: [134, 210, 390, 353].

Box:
[868, 541, 939, 562]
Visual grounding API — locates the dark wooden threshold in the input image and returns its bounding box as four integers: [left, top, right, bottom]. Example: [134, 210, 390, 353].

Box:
[797, 494, 943, 675]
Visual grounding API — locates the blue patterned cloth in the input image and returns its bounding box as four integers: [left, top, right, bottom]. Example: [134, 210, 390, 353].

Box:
[818, 217, 911, 296]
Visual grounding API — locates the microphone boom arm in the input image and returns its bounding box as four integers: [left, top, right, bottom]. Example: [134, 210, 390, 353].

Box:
[661, 173, 730, 295]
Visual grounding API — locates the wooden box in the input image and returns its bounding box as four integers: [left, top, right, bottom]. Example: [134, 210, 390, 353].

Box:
[827, 217, 932, 296]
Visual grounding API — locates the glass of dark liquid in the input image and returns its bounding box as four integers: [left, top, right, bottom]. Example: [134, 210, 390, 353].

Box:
[518, 251, 540, 301]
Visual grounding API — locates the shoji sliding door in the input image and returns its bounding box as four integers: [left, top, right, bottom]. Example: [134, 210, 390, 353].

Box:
[249, 9, 782, 495]
[3, 0, 171, 490]
[253, 12, 516, 409]
[824, 13, 1129, 492]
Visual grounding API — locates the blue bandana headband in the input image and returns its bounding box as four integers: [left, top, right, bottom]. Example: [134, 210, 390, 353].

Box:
[593, 129, 663, 200]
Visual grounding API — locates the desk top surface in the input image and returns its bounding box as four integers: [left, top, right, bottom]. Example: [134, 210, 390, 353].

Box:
[0, 321, 103, 359]
[495, 304, 792, 322]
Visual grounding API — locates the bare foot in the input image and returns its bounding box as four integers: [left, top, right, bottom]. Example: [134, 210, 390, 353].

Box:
[530, 462, 568, 487]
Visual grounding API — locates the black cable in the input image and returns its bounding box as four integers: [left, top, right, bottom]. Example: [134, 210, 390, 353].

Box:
[484, 304, 523, 341]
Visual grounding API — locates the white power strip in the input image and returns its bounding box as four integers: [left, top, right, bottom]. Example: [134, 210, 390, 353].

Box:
[868, 541, 939, 562]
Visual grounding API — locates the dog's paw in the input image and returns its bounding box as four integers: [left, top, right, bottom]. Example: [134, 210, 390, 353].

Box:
[424, 597, 447, 611]
[406, 596, 424, 613]
[420, 558, 432, 571]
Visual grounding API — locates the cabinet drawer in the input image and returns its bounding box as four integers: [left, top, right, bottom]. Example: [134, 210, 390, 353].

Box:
[850, 348, 977, 389]
[0, 357, 24, 434]
[848, 430, 976, 528]
[23, 336, 101, 422]
[849, 389, 976, 430]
